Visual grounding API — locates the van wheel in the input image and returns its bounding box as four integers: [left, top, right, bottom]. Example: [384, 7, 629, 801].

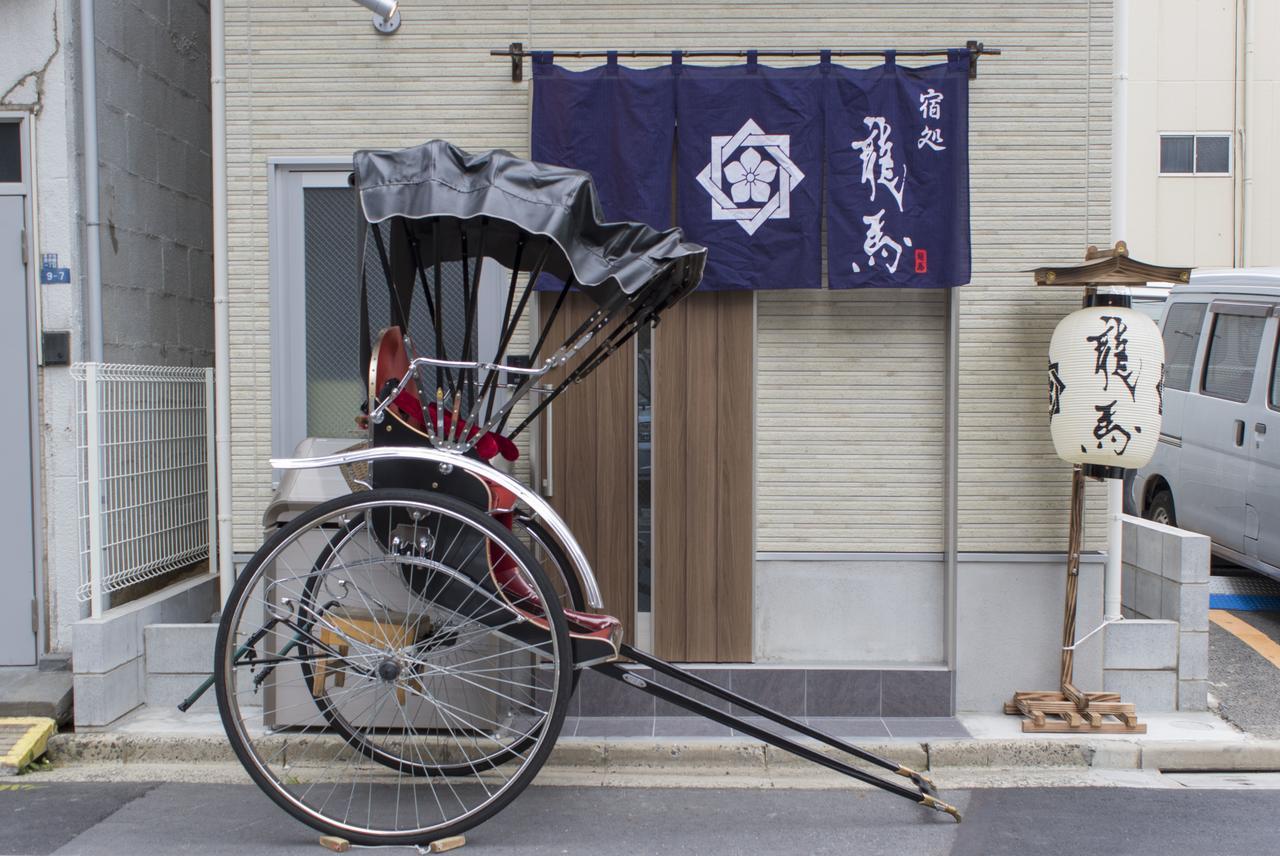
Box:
[1146, 490, 1176, 527]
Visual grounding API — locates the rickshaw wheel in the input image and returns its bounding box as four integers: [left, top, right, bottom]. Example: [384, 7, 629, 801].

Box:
[215, 488, 573, 846]
[293, 507, 585, 775]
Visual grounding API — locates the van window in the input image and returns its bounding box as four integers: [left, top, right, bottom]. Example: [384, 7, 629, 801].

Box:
[1162, 303, 1206, 391]
[1202, 313, 1266, 403]
[1271, 332, 1280, 411]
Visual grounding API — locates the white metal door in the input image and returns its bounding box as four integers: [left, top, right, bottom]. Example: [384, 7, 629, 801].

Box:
[1179, 309, 1267, 553]
[0, 195, 36, 665]
[1249, 318, 1280, 567]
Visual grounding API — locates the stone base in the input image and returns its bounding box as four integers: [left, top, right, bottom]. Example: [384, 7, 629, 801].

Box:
[0, 671, 72, 723]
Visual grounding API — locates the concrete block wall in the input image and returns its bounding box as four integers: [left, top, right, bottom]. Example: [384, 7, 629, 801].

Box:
[72, 574, 217, 726]
[1103, 619, 1179, 710]
[144, 623, 217, 711]
[1108, 515, 1211, 711]
[95, 0, 213, 366]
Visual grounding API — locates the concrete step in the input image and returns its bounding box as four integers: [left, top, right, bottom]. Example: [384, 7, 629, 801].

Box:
[0, 670, 72, 724]
[144, 623, 217, 676]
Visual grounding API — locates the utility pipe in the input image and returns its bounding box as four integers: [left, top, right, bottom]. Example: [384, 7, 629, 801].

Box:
[211, 0, 234, 603]
[1241, 0, 1255, 266]
[944, 280, 958, 675]
[1105, 0, 1130, 622]
[78, 0, 103, 361]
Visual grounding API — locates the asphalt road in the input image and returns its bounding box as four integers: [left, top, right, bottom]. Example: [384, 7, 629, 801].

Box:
[2, 781, 1280, 856]
[1208, 596, 1280, 738]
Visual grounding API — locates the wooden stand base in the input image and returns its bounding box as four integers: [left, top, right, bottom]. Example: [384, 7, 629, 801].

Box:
[319, 834, 465, 853]
[1004, 690, 1146, 733]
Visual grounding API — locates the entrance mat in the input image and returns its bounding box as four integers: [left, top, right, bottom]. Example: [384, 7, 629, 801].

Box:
[0, 717, 55, 775]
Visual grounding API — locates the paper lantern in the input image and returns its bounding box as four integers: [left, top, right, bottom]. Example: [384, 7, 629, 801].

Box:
[1048, 305, 1165, 469]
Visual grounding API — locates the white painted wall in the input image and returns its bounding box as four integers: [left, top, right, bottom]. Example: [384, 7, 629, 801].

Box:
[955, 553, 1105, 711]
[3, 0, 216, 656]
[755, 556, 945, 664]
[1124, 0, 1280, 267]
[1, 0, 88, 653]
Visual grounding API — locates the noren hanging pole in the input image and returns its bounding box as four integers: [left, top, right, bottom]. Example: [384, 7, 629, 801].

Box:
[492, 41, 1001, 82]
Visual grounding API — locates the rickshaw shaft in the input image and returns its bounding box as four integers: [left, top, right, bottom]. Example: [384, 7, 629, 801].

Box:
[619, 644, 932, 787]
[592, 651, 960, 819]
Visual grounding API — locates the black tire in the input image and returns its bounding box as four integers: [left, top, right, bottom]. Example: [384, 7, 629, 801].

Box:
[215, 488, 573, 846]
[1146, 489, 1176, 527]
[511, 516, 586, 705]
[514, 514, 587, 614]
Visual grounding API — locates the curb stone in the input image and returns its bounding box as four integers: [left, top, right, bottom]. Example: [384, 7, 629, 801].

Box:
[1138, 741, 1280, 771]
[45, 734, 1280, 774]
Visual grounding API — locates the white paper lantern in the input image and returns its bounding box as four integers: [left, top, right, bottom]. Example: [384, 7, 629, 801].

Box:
[1048, 305, 1165, 469]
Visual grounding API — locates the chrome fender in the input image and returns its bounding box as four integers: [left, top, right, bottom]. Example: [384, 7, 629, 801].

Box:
[271, 446, 605, 610]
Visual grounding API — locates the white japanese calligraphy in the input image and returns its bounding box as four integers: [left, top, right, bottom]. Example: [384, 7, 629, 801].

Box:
[919, 88, 944, 120]
[918, 126, 946, 151]
[859, 209, 907, 274]
[851, 117, 906, 212]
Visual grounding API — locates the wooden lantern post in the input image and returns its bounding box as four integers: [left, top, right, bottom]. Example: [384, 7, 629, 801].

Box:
[1003, 242, 1190, 733]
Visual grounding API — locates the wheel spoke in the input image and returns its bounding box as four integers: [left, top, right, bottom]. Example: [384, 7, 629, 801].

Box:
[215, 490, 571, 843]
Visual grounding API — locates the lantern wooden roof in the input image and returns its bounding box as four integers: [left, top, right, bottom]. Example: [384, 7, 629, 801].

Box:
[1033, 242, 1192, 287]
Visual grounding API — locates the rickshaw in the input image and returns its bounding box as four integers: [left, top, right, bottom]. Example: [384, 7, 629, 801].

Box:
[201, 140, 962, 846]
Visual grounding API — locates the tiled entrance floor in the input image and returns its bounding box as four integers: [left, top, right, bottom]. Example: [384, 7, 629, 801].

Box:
[562, 716, 970, 739]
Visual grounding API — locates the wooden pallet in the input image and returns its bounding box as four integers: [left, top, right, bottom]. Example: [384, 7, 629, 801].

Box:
[1004, 690, 1145, 734]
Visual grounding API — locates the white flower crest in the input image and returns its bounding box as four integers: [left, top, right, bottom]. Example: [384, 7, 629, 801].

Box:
[696, 118, 805, 236]
[723, 148, 778, 204]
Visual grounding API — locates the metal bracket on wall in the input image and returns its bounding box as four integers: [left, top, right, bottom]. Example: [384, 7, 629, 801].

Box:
[490, 41, 1001, 83]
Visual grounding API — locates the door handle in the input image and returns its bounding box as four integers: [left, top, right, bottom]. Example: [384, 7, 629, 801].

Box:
[1256, 422, 1268, 435]
[1235, 420, 1245, 446]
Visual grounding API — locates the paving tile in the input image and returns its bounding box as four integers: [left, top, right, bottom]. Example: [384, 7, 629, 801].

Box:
[804, 717, 890, 738]
[652, 717, 733, 738]
[730, 669, 805, 716]
[653, 668, 733, 717]
[882, 717, 970, 739]
[573, 716, 655, 738]
[805, 670, 881, 717]
[730, 715, 799, 739]
[575, 667, 655, 717]
[880, 670, 951, 717]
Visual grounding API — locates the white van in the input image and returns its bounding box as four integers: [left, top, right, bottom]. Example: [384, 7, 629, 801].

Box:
[1132, 268, 1280, 581]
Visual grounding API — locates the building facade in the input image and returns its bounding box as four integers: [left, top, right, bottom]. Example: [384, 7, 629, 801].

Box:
[1, 0, 213, 674]
[223, 0, 1116, 714]
[1121, 0, 1279, 267]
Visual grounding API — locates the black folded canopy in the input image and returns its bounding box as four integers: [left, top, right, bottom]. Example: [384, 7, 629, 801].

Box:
[353, 140, 707, 310]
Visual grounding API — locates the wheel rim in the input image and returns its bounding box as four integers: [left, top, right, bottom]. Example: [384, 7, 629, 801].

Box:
[217, 495, 569, 842]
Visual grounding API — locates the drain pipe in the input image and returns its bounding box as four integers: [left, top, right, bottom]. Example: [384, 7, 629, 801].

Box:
[1240, 0, 1255, 265]
[1105, 0, 1130, 622]
[211, 0, 234, 603]
[78, 0, 103, 361]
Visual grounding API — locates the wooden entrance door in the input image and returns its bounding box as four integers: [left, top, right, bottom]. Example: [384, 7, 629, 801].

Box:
[540, 293, 636, 643]
[653, 292, 754, 662]
[540, 290, 754, 661]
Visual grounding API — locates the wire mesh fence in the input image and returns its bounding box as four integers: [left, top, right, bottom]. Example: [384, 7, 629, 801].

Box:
[73, 363, 216, 615]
